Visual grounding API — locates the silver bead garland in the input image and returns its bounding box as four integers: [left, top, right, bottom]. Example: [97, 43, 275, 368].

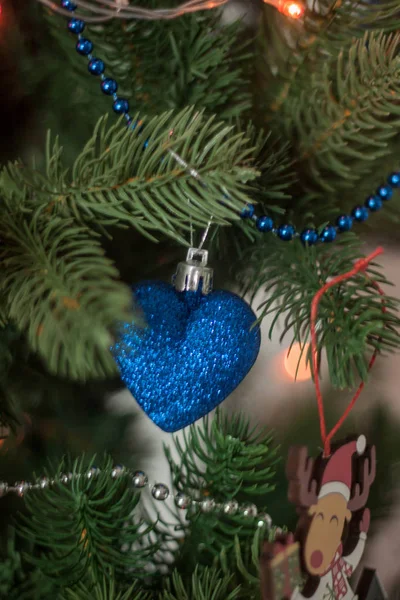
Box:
[175, 492, 192, 510]
[151, 483, 170, 501]
[0, 467, 276, 529]
[223, 500, 239, 515]
[132, 470, 148, 488]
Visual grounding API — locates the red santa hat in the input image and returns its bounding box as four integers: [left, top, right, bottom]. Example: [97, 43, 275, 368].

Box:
[318, 435, 366, 502]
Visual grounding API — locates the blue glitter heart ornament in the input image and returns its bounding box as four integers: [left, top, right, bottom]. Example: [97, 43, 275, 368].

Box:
[111, 254, 260, 432]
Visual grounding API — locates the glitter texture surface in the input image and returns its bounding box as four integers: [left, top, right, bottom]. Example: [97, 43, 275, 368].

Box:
[111, 281, 261, 432]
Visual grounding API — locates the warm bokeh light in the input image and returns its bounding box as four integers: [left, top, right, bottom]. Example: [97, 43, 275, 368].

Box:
[263, 0, 305, 19]
[281, 1, 304, 18]
[279, 0, 304, 19]
[283, 342, 312, 381]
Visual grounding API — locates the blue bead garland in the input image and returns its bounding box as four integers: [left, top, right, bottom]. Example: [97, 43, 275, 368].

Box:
[388, 173, 400, 187]
[365, 195, 382, 212]
[352, 206, 369, 222]
[68, 18, 85, 34]
[101, 78, 118, 95]
[113, 98, 130, 114]
[256, 216, 274, 233]
[241, 204, 255, 219]
[62, 0, 77, 10]
[88, 58, 105, 75]
[300, 228, 318, 246]
[59, 1, 400, 248]
[320, 225, 337, 243]
[76, 38, 93, 56]
[336, 215, 353, 232]
[277, 224, 295, 241]
[377, 184, 393, 200]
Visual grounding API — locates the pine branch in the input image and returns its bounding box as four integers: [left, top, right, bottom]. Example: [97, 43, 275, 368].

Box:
[60, 573, 149, 600]
[237, 236, 400, 389]
[162, 566, 242, 600]
[285, 32, 400, 194]
[0, 211, 132, 380]
[167, 410, 278, 501]
[164, 411, 278, 563]
[4, 109, 259, 246]
[259, 0, 400, 117]
[45, 4, 254, 120]
[17, 456, 158, 590]
[2, 412, 281, 597]
[208, 124, 294, 262]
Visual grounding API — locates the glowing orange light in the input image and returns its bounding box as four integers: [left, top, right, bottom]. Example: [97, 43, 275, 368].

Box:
[283, 342, 312, 382]
[279, 0, 304, 18]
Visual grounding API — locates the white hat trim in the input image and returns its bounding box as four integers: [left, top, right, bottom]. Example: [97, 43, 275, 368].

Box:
[318, 481, 350, 502]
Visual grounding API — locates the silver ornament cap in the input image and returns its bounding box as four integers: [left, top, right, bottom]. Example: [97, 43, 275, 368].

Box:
[173, 248, 213, 295]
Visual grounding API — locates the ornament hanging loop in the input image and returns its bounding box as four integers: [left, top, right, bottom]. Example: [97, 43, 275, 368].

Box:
[173, 248, 213, 295]
[310, 247, 385, 458]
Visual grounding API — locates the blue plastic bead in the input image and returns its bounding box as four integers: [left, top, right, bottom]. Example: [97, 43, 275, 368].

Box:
[388, 172, 400, 188]
[351, 206, 369, 222]
[68, 18, 85, 34]
[101, 78, 118, 95]
[336, 215, 353, 232]
[377, 184, 393, 200]
[88, 58, 105, 76]
[300, 228, 318, 246]
[61, 0, 77, 10]
[256, 216, 274, 233]
[76, 38, 93, 56]
[113, 98, 130, 114]
[365, 195, 382, 212]
[320, 225, 337, 242]
[277, 224, 295, 241]
[241, 204, 255, 219]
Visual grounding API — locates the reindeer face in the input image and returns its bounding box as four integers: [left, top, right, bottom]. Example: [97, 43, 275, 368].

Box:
[303, 493, 351, 575]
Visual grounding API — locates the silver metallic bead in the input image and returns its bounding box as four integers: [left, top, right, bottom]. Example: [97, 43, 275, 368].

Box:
[223, 500, 239, 515]
[111, 465, 124, 479]
[174, 492, 192, 510]
[39, 477, 49, 489]
[0, 482, 8, 497]
[60, 473, 70, 484]
[151, 483, 169, 501]
[256, 513, 273, 528]
[87, 467, 100, 479]
[15, 481, 29, 497]
[200, 498, 215, 513]
[132, 470, 148, 488]
[242, 503, 258, 518]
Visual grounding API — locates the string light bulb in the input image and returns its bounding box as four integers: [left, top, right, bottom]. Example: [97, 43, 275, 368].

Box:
[281, 1, 304, 18]
[283, 342, 312, 382]
[263, 0, 305, 19]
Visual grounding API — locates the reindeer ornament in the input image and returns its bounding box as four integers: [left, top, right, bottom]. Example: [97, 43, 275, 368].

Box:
[286, 435, 376, 600]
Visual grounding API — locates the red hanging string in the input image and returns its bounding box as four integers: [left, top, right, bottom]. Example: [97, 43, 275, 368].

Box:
[310, 247, 385, 457]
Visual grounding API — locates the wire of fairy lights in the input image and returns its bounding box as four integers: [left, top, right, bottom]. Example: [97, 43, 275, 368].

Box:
[37, 0, 230, 23]
[37, 0, 305, 23]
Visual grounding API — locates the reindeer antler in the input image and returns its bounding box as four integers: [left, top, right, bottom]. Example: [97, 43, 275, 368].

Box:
[347, 446, 376, 512]
[286, 446, 319, 508]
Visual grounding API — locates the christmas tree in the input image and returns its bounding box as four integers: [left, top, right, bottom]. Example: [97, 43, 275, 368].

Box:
[1, 0, 400, 598]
